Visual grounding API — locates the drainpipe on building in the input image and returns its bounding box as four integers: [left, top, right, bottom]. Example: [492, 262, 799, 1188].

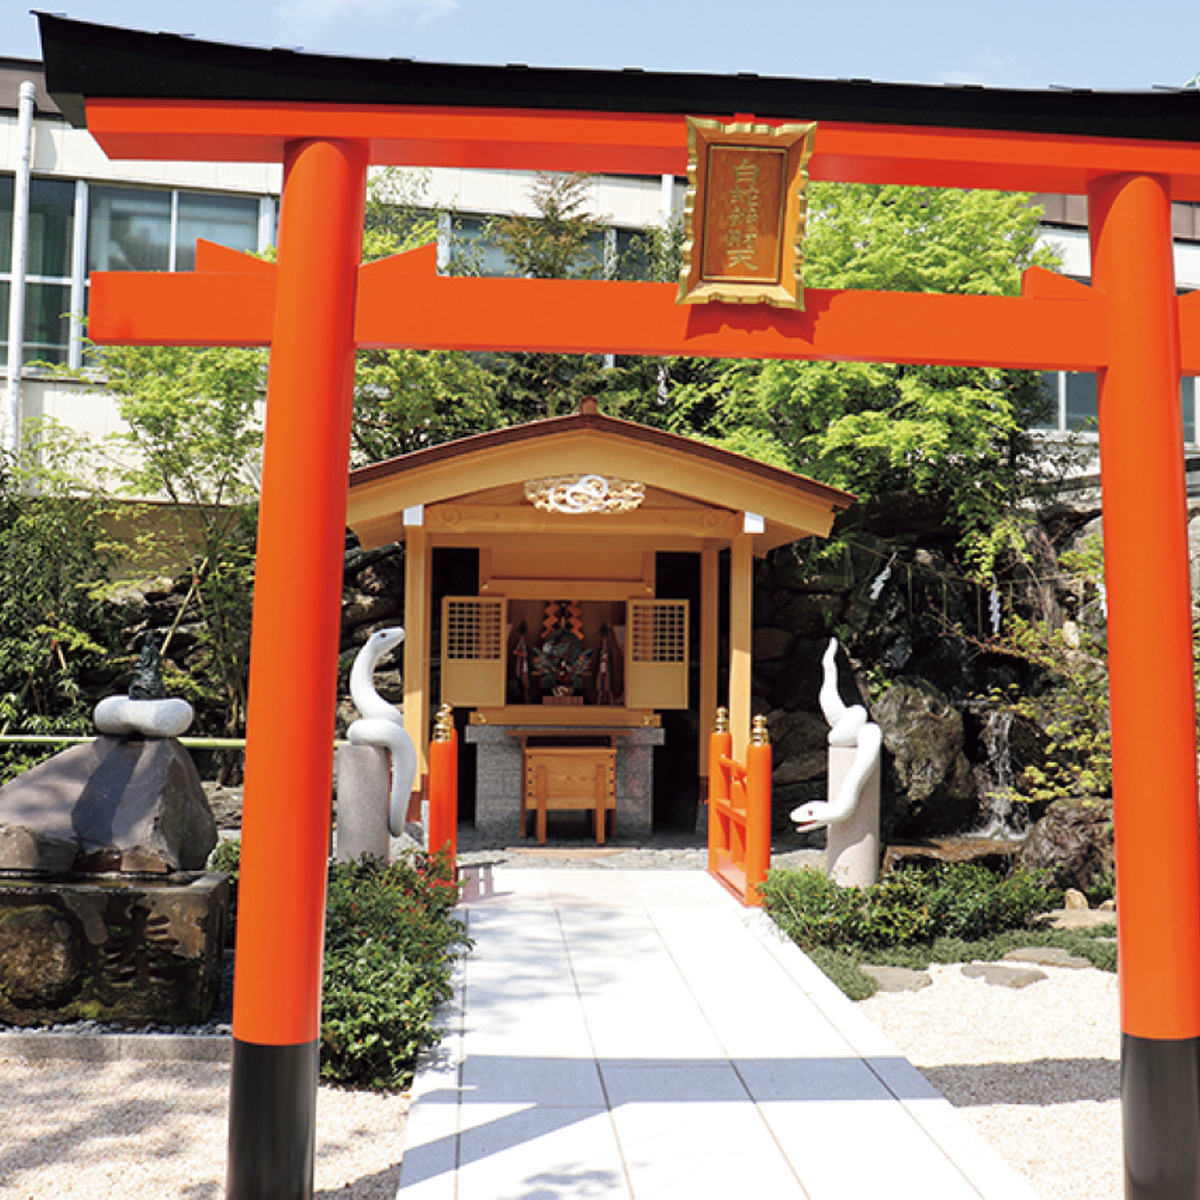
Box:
[657, 173, 675, 405]
[4, 80, 36, 457]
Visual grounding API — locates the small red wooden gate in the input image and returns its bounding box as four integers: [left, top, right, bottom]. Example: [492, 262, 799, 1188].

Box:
[708, 710, 772, 906]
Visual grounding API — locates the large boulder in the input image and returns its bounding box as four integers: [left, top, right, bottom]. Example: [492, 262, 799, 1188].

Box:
[753, 626, 796, 663]
[1019, 797, 1114, 893]
[874, 677, 979, 836]
[767, 710, 829, 786]
[0, 736, 217, 874]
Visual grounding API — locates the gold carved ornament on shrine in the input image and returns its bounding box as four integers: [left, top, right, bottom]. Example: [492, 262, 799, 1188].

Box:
[677, 117, 817, 310]
[524, 475, 645, 514]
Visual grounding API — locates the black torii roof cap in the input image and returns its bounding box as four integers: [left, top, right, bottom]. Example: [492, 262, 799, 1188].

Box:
[37, 11, 1200, 144]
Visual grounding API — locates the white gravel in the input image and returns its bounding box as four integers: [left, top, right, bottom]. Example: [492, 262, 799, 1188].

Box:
[0, 1059, 410, 1199]
[859, 961, 1121, 1200]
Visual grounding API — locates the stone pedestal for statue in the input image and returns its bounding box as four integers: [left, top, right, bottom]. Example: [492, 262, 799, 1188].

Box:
[0, 734, 226, 1028]
[825, 744, 881, 888]
[334, 743, 392, 863]
[0, 872, 228, 1027]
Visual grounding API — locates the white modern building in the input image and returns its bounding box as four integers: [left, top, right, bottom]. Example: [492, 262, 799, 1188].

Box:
[1033, 191, 1200, 443]
[2, 55, 1199, 468]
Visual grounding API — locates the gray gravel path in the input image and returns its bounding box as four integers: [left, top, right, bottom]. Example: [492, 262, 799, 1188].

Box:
[0, 1058, 408, 1199]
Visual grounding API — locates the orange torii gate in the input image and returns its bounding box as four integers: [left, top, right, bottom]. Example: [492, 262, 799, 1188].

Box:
[38, 14, 1200, 1199]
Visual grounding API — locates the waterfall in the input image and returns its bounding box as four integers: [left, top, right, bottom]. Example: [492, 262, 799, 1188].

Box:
[973, 709, 1028, 838]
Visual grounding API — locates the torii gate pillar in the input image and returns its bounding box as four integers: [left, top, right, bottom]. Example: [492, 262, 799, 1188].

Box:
[225, 137, 368, 1200]
[1090, 171, 1200, 1200]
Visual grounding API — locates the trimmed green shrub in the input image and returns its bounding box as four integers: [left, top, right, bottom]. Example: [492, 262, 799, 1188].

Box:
[321, 939, 449, 1091]
[761, 862, 1060, 954]
[320, 850, 470, 1091]
[204, 842, 470, 1090]
[758, 864, 867, 949]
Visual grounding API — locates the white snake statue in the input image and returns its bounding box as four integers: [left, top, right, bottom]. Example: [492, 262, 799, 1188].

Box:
[347, 627, 418, 837]
[790, 637, 883, 832]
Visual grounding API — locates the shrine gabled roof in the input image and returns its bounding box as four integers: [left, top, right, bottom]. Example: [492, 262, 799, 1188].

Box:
[346, 404, 854, 552]
[36, 13, 1200, 144]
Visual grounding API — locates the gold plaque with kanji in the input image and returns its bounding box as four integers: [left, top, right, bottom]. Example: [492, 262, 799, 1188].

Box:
[678, 117, 817, 309]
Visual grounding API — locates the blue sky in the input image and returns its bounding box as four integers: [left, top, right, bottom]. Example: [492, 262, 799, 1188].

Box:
[4, 2, 1199, 92]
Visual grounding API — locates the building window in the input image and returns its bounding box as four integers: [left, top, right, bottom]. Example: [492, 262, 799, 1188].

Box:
[1037, 370, 1199, 444]
[88, 186, 171, 273]
[0, 175, 276, 371]
[613, 227, 653, 281]
[174, 192, 261, 272]
[444, 215, 515, 277]
[0, 175, 76, 366]
[88, 186, 262, 274]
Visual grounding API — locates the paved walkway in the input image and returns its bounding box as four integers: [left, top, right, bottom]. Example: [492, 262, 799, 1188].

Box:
[397, 866, 1040, 1199]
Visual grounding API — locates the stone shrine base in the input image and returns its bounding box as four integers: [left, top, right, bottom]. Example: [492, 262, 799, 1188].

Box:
[0, 871, 229, 1027]
[465, 725, 664, 842]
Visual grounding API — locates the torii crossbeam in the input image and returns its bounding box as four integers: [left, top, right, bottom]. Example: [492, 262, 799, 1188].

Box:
[38, 14, 1200, 1200]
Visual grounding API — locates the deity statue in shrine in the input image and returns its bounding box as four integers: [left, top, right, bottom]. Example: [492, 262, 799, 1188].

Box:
[533, 602, 594, 700]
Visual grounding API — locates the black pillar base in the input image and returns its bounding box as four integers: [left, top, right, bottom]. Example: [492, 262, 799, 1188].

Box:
[226, 1038, 319, 1200]
[1124, 1033, 1200, 1200]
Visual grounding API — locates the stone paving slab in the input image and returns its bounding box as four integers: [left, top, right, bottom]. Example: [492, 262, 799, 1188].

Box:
[398, 866, 1041, 1200]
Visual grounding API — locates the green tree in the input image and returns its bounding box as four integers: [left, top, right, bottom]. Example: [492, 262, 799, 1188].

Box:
[0, 423, 121, 778]
[486, 172, 608, 281]
[649, 184, 1066, 574]
[351, 168, 504, 463]
[84, 341, 265, 735]
[805, 184, 1052, 295]
[357, 170, 656, 437]
[352, 349, 504, 462]
[477, 172, 613, 421]
[361, 167, 440, 263]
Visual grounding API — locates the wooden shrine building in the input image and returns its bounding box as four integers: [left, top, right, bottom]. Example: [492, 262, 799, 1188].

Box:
[347, 399, 852, 836]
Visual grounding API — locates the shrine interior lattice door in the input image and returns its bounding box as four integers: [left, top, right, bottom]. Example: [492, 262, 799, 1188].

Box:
[441, 596, 506, 707]
[625, 599, 689, 709]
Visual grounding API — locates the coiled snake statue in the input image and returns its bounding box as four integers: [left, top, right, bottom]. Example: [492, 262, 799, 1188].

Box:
[790, 637, 882, 832]
[347, 627, 418, 837]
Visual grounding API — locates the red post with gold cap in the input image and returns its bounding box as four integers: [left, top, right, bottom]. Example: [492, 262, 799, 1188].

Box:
[225, 136, 368, 1200]
[744, 715, 772, 906]
[428, 703, 458, 860]
[1089, 171, 1200, 1200]
[708, 707, 733, 876]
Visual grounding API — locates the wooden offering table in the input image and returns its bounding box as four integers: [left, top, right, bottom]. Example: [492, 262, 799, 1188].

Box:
[508, 729, 628, 844]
